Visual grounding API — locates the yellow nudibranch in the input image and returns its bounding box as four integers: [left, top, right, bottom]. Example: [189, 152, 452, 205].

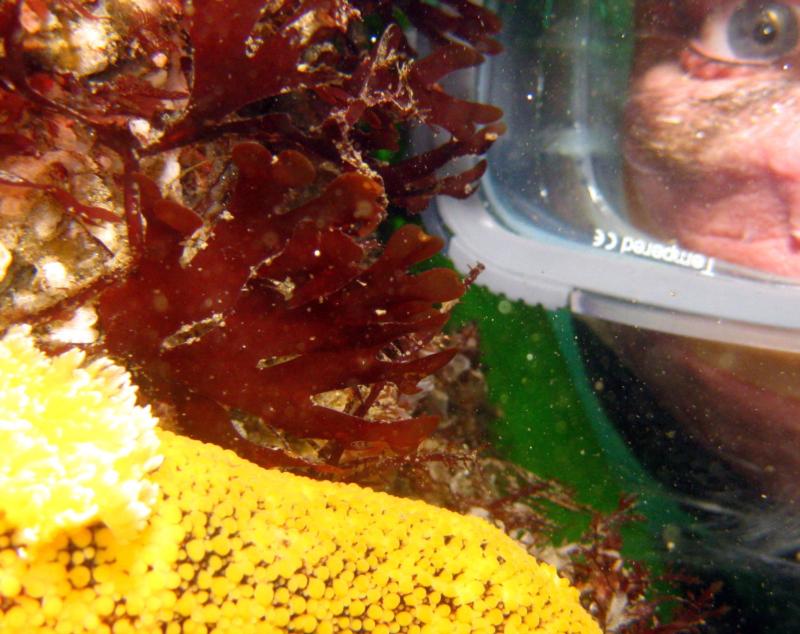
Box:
[0, 326, 601, 633]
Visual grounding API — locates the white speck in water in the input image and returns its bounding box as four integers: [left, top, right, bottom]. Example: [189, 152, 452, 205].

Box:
[0, 243, 10, 283]
[129, 118, 152, 144]
[48, 306, 99, 344]
[158, 151, 182, 192]
[497, 299, 512, 315]
[40, 260, 69, 289]
[151, 52, 168, 68]
[662, 524, 681, 551]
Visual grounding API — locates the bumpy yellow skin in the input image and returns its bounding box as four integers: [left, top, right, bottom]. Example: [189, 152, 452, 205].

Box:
[0, 328, 600, 633]
[1, 430, 600, 633]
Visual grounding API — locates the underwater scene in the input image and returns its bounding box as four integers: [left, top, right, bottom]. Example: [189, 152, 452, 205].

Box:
[0, 0, 797, 632]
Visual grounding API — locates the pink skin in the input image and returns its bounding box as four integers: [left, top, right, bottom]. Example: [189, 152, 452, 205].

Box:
[625, 6, 800, 277]
[612, 0, 800, 498]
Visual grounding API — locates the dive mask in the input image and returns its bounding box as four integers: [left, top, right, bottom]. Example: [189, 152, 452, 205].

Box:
[430, 0, 800, 351]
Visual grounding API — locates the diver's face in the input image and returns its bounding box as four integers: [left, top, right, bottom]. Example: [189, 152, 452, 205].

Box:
[625, 0, 800, 278]
[618, 2, 800, 503]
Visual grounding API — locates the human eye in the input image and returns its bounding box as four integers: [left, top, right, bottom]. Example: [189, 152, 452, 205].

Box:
[692, 1, 800, 63]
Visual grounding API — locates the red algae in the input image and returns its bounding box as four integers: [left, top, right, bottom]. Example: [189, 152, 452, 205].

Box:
[0, 0, 502, 467]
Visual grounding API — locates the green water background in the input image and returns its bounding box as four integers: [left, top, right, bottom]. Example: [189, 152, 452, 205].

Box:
[445, 281, 687, 560]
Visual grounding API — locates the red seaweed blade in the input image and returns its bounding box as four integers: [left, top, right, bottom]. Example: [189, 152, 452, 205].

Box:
[0, 0, 503, 467]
